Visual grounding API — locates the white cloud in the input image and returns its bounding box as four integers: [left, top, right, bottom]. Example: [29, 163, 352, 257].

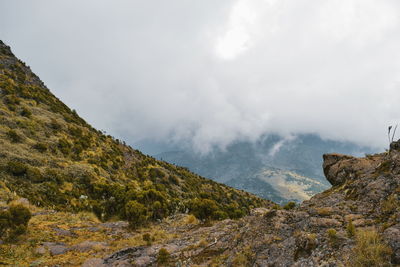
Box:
[1, 0, 400, 152]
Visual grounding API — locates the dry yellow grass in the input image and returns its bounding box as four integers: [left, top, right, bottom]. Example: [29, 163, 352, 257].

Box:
[349, 229, 392, 267]
[0, 209, 179, 266]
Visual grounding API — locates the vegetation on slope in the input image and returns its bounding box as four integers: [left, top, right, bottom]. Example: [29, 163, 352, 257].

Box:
[0, 40, 268, 230]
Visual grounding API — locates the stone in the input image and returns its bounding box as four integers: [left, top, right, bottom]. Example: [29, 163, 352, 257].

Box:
[383, 226, 400, 264]
[53, 227, 76, 237]
[344, 214, 363, 222]
[101, 221, 129, 229]
[34, 246, 47, 255]
[49, 245, 69, 256]
[81, 258, 107, 267]
[72, 241, 108, 252]
[43, 242, 69, 256]
[87, 227, 101, 232]
[323, 154, 355, 186]
[352, 219, 373, 227]
[251, 208, 270, 216]
[309, 217, 341, 228]
[134, 256, 153, 266]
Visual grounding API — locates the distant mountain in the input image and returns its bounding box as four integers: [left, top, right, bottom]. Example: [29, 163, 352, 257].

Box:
[156, 134, 376, 203]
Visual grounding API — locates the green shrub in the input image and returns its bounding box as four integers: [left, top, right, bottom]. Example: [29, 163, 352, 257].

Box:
[150, 201, 165, 220]
[213, 210, 228, 220]
[7, 161, 27, 176]
[142, 233, 152, 246]
[327, 228, 339, 247]
[125, 200, 147, 229]
[58, 138, 72, 155]
[283, 201, 296, 210]
[168, 175, 179, 185]
[32, 142, 47, 152]
[8, 224, 27, 241]
[157, 248, 170, 265]
[49, 119, 62, 131]
[381, 194, 398, 215]
[231, 209, 245, 219]
[4, 95, 20, 111]
[347, 220, 356, 238]
[0, 210, 11, 237]
[0, 204, 31, 241]
[26, 167, 43, 183]
[9, 205, 31, 226]
[6, 129, 22, 142]
[43, 168, 62, 183]
[20, 107, 31, 117]
[189, 198, 218, 221]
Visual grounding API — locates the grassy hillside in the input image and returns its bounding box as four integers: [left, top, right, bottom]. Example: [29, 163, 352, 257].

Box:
[0, 40, 268, 226]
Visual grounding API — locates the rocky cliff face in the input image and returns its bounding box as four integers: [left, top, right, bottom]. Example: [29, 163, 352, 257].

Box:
[91, 144, 400, 266]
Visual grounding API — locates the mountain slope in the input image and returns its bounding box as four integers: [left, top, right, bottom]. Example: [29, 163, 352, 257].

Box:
[0, 40, 268, 225]
[156, 135, 373, 203]
[88, 142, 400, 266]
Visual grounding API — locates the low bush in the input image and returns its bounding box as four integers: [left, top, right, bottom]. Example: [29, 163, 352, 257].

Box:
[283, 201, 296, 210]
[0, 204, 31, 242]
[125, 200, 147, 229]
[58, 138, 72, 155]
[26, 167, 43, 183]
[6, 129, 22, 143]
[142, 233, 152, 246]
[327, 228, 339, 247]
[347, 220, 356, 238]
[157, 248, 170, 265]
[189, 198, 218, 221]
[20, 107, 31, 117]
[32, 142, 47, 152]
[7, 161, 27, 176]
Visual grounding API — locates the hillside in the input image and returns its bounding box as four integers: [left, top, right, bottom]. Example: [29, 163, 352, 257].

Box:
[1, 40, 399, 267]
[156, 135, 372, 203]
[72, 141, 400, 266]
[0, 40, 268, 227]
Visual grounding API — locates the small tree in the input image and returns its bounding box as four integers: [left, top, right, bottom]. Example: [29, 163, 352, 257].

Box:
[157, 248, 170, 265]
[9, 205, 31, 226]
[125, 200, 147, 229]
[0, 204, 31, 242]
[347, 220, 356, 238]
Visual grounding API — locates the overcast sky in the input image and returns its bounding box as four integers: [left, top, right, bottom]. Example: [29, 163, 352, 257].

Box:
[1, 0, 400, 153]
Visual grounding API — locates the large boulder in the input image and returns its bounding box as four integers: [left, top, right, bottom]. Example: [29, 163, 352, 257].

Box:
[383, 226, 400, 264]
[322, 154, 355, 186]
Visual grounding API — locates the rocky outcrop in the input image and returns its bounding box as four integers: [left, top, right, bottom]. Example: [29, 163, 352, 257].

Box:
[391, 140, 400, 151]
[323, 153, 355, 186]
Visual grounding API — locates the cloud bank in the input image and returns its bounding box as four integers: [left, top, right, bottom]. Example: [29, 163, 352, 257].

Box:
[1, 0, 400, 152]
